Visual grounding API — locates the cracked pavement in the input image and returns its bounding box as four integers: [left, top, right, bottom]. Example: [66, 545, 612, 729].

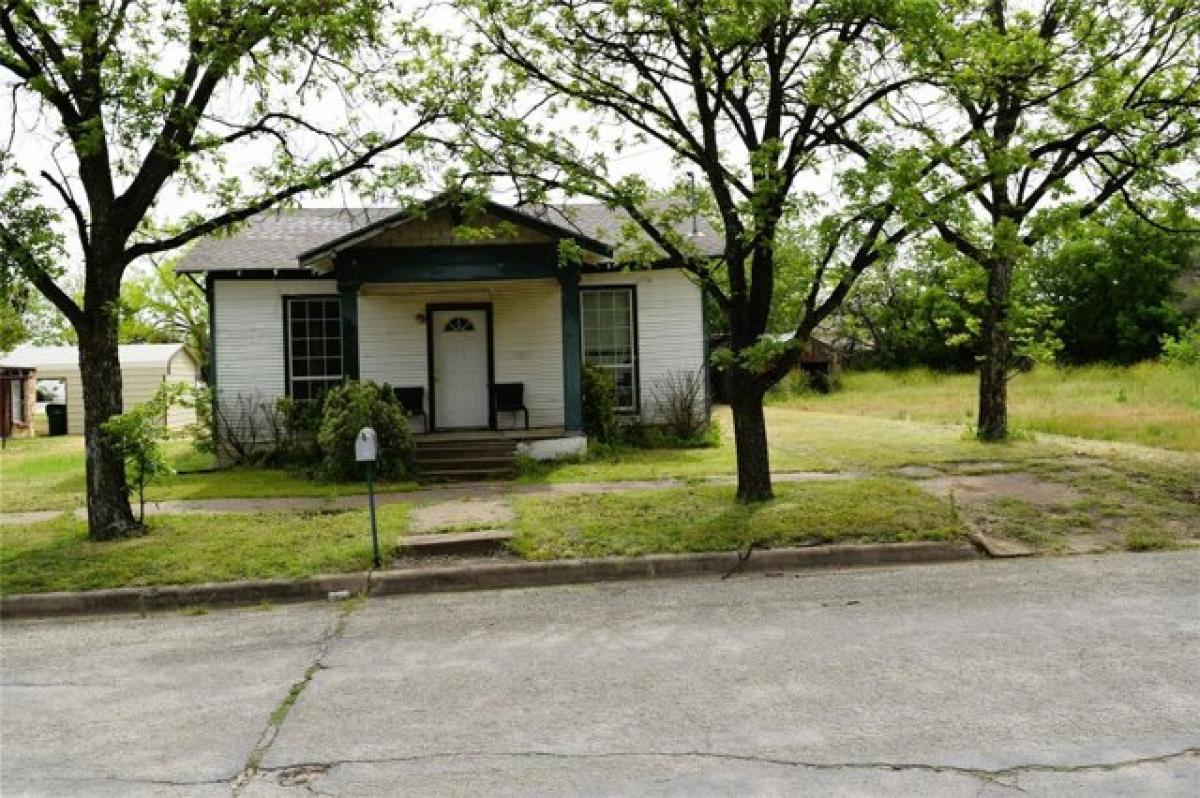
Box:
[3, 551, 1199, 796]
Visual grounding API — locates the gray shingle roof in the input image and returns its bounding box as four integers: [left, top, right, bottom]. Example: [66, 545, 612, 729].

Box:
[521, 201, 722, 259]
[176, 208, 400, 273]
[175, 201, 722, 274]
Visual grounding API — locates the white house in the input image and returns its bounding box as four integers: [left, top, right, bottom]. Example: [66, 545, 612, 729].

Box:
[2, 343, 200, 434]
[177, 198, 716, 459]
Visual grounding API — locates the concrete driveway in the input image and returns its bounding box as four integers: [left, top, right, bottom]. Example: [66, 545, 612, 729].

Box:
[2, 551, 1198, 796]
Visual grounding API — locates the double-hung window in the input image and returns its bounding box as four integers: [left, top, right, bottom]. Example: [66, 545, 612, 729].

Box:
[286, 296, 343, 403]
[581, 287, 637, 411]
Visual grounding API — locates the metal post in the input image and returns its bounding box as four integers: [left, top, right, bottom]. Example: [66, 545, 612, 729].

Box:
[367, 461, 381, 568]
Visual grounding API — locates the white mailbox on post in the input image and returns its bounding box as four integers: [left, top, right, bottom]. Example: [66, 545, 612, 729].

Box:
[356, 427, 382, 567]
[355, 427, 378, 462]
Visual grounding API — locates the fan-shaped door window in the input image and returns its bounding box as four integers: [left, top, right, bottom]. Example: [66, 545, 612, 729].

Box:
[444, 316, 476, 332]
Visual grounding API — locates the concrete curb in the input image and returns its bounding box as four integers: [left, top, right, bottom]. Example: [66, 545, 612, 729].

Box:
[0, 541, 979, 620]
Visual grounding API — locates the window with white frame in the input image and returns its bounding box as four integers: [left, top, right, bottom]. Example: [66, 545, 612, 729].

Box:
[286, 296, 343, 403]
[581, 287, 637, 410]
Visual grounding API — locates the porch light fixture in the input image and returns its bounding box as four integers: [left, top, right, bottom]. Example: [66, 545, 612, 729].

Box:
[415, 312, 426, 324]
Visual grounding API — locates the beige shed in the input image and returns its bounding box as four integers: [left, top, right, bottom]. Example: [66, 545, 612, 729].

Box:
[1, 344, 200, 434]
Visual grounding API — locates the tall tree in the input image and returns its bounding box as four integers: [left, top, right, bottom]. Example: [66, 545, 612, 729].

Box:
[462, 0, 929, 500]
[888, 0, 1200, 439]
[118, 261, 211, 380]
[1, 0, 464, 538]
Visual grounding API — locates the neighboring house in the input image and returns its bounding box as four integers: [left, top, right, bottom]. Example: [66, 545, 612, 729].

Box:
[709, 331, 842, 401]
[771, 331, 841, 381]
[0, 364, 36, 440]
[176, 198, 718, 458]
[1, 344, 200, 435]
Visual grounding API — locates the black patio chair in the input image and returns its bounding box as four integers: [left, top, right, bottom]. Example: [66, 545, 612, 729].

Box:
[491, 382, 529, 430]
[394, 386, 427, 432]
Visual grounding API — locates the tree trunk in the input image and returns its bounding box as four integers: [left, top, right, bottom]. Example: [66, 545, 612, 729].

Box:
[78, 304, 139, 539]
[977, 258, 1013, 441]
[728, 378, 773, 501]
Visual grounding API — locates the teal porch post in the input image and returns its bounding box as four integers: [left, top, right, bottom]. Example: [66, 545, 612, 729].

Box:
[339, 282, 361, 381]
[560, 270, 583, 431]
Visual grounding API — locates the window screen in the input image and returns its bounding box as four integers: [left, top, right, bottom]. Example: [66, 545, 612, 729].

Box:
[286, 296, 343, 403]
[581, 288, 637, 410]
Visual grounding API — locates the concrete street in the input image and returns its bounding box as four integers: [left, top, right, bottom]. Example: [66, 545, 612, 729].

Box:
[2, 551, 1198, 796]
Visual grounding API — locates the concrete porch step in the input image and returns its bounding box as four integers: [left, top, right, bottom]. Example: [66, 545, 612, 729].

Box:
[415, 454, 516, 468]
[414, 436, 518, 482]
[396, 529, 514, 557]
[416, 448, 516, 462]
[419, 466, 517, 482]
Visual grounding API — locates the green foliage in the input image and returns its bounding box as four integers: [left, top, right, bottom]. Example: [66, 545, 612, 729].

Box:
[274, 395, 323, 463]
[101, 383, 187, 524]
[1029, 205, 1198, 364]
[187, 385, 215, 454]
[617, 416, 721, 450]
[316, 382, 413, 481]
[118, 261, 211, 378]
[831, 247, 1061, 371]
[0, 298, 27, 351]
[0, 160, 64, 302]
[1161, 323, 1200, 368]
[582, 365, 618, 443]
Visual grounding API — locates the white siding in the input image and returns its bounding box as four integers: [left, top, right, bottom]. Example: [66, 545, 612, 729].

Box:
[213, 278, 334, 402]
[581, 269, 706, 422]
[359, 280, 564, 428]
[212, 270, 705, 431]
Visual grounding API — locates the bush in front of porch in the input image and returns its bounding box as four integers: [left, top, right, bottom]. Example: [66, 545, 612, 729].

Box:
[208, 381, 416, 481]
[317, 381, 414, 481]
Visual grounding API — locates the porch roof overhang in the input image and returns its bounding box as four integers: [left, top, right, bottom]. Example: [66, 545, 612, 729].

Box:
[332, 243, 569, 284]
[298, 197, 613, 274]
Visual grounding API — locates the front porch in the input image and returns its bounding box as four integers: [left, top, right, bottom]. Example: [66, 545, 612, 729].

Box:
[344, 274, 583, 436]
[413, 426, 586, 480]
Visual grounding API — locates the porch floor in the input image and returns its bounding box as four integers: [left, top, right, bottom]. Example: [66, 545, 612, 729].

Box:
[412, 426, 577, 443]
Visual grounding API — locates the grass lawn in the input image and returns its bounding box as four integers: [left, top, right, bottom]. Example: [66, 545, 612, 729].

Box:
[780, 363, 1200, 452]
[0, 435, 417, 513]
[512, 478, 964, 560]
[1, 362, 1195, 595]
[520, 405, 1061, 485]
[0, 504, 409, 595]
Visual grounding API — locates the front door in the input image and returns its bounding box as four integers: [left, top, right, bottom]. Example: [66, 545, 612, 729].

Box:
[432, 308, 490, 429]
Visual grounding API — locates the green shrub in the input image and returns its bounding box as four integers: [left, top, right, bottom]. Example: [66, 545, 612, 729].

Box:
[102, 382, 186, 524]
[187, 384, 215, 454]
[316, 381, 413, 481]
[620, 416, 720, 450]
[274, 395, 322, 464]
[1161, 323, 1200, 367]
[582, 365, 618, 443]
